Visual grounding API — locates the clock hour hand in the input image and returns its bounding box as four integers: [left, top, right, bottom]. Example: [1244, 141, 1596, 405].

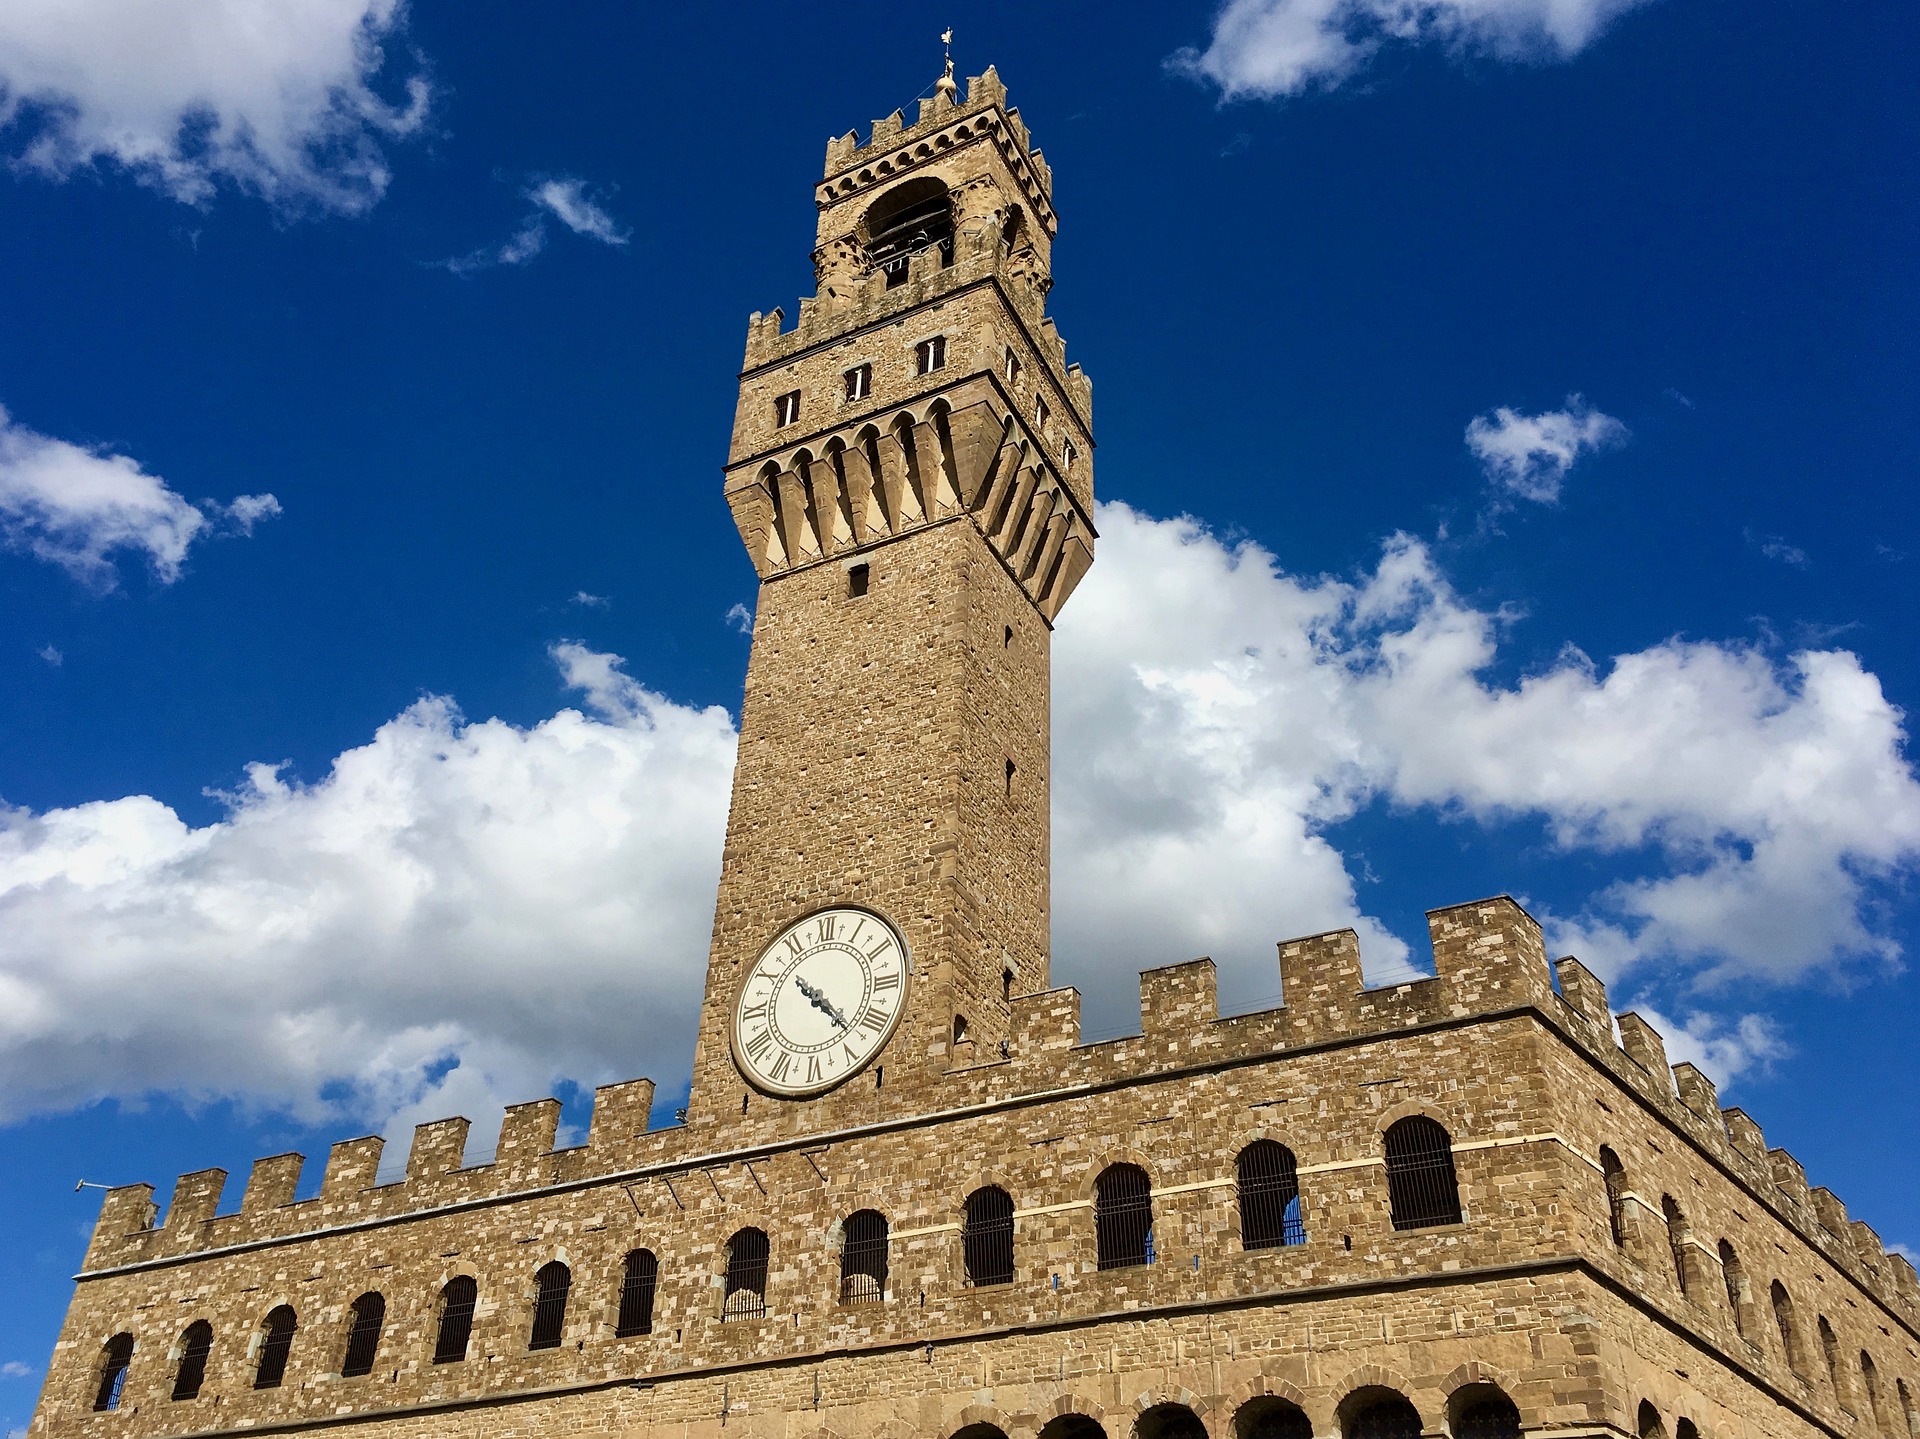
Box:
[793, 974, 849, 1029]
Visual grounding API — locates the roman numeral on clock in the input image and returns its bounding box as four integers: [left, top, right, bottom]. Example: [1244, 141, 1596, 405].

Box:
[744, 1028, 774, 1060]
[871, 971, 901, 992]
[816, 915, 837, 942]
[767, 1052, 792, 1082]
[857, 1007, 890, 1034]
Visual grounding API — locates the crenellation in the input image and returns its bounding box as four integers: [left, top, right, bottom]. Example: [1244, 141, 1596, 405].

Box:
[1426, 896, 1554, 1013]
[1010, 985, 1081, 1061]
[403, 1117, 469, 1184]
[1721, 1106, 1765, 1164]
[1671, 1063, 1720, 1125]
[1808, 1186, 1849, 1243]
[496, 1099, 561, 1171]
[164, 1168, 226, 1233]
[240, 1152, 304, 1214]
[83, 1183, 155, 1267]
[1553, 955, 1610, 1026]
[587, 1076, 656, 1152]
[1276, 928, 1366, 1044]
[1613, 1012, 1671, 1088]
[1767, 1147, 1812, 1214]
[1139, 958, 1219, 1041]
[320, 1134, 384, 1200]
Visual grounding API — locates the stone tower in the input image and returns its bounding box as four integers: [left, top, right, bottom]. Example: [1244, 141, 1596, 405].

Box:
[684, 64, 1096, 1133]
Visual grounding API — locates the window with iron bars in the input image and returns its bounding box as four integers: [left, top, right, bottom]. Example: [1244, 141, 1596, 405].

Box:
[1660, 1195, 1690, 1295]
[1600, 1146, 1628, 1246]
[527, 1261, 571, 1350]
[844, 364, 872, 402]
[92, 1335, 134, 1412]
[774, 390, 801, 427]
[839, 1210, 889, 1304]
[253, 1306, 297, 1389]
[340, 1293, 384, 1377]
[616, 1249, 658, 1336]
[1236, 1140, 1305, 1249]
[963, 1185, 1015, 1286]
[1454, 1396, 1523, 1439]
[915, 335, 946, 375]
[722, 1227, 769, 1321]
[1350, 1397, 1423, 1439]
[1383, 1116, 1461, 1229]
[171, 1321, 213, 1401]
[1094, 1163, 1154, 1270]
[432, 1277, 477, 1364]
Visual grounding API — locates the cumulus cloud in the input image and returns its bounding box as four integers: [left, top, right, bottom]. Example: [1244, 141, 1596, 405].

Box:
[0, 0, 429, 214]
[1, 508, 1915, 1137]
[434, 176, 628, 275]
[1169, 0, 1659, 101]
[0, 1362, 28, 1379]
[1052, 503, 1920, 1032]
[0, 405, 278, 588]
[1625, 1007, 1790, 1088]
[1465, 396, 1626, 503]
[0, 642, 735, 1157]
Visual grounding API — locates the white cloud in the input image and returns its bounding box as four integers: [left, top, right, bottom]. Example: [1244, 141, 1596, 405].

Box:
[1465, 396, 1626, 503]
[570, 591, 610, 609]
[529, 178, 630, 246]
[434, 176, 628, 275]
[1052, 503, 1920, 1032]
[0, 644, 736, 1140]
[0, 405, 278, 588]
[1169, 0, 1658, 100]
[36, 645, 60, 667]
[0, 1362, 29, 1379]
[1, 506, 1914, 1135]
[1625, 1006, 1790, 1088]
[1745, 528, 1809, 569]
[725, 602, 754, 635]
[0, 0, 429, 214]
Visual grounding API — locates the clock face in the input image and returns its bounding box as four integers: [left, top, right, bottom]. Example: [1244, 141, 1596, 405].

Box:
[732, 906, 910, 1097]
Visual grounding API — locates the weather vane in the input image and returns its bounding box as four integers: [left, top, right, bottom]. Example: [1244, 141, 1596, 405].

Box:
[937, 28, 958, 101]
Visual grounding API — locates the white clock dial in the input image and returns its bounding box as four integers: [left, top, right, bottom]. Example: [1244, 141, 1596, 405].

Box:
[732, 906, 910, 1097]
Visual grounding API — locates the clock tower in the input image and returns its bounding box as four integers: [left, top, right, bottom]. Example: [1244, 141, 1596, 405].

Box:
[684, 62, 1095, 1134]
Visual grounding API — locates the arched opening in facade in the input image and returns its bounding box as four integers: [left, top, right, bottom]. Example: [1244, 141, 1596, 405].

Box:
[1383, 1115, 1461, 1229]
[253, 1305, 297, 1389]
[1771, 1281, 1803, 1374]
[432, 1276, 477, 1364]
[723, 1227, 770, 1321]
[1342, 1389, 1422, 1439]
[1136, 1403, 1207, 1439]
[1862, 1351, 1884, 1431]
[952, 1425, 1012, 1439]
[1660, 1195, 1691, 1294]
[92, 1334, 134, 1412]
[1896, 1377, 1916, 1437]
[1818, 1316, 1850, 1410]
[1094, 1163, 1154, 1269]
[617, 1249, 659, 1336]
[1717, 1239, 1747, 1332]
[839, 1209, 889, 1304]
[1599, 1146, 1628, 1246]
[863, 177, 953, 288]
[170, 1321, 213, 1401]
[964, 1185, 1015, 1286]
[1674, 1420, 1700, 1439]
[1236, 1140, 1304, 1249]
[1038, 1414, 1109, 1439]
[340, 1292, 384, 1377]
[528, 1261, 571, 1350]
[1234, 1396, 1311, 1439]
[1637, 1401, 1668, 1439]
[1451, 1385, 1522, 1439]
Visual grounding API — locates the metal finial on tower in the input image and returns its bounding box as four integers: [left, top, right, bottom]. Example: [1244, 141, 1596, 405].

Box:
[936, 29, 958, 103]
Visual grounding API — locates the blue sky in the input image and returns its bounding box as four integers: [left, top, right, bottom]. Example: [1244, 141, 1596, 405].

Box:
[2, 0, 1918, 1417]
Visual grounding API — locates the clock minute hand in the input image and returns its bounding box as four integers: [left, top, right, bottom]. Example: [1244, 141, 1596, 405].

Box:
[793, 974, 850, 1029]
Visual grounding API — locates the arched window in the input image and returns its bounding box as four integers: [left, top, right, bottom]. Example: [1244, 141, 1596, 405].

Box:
[862, 177, 953, 288]
[1137, 1404, 1208, 1439]
[1637, 1401, 1668, 1439]
[616, 1250, 658, 1337]
[1818, 1316, 1849, 1410]
[963, 1185, 1015, 1286]
[1094, 1163, 1154, 1270]
[170, 1320, 213, 1401]
[1717, 1239, 1746, 1329]
[840, 1210, 889, 1303]
[1675, 1421, 1700, 1439]
[1661, 1195, 1690, 1295]
[432, 1276, 477, 1364]
[253, 1306, 296, 1389]
[341, 1292, 384, 1377]
[1599, 1146, 1629, 1246]
[1235, 1398, 1311, 1439]
[1237, 1141, 1304, 1250]
[527, 1261, 570, 1351]
[1384, 1116, 1461, 1229]
[1346, 1394, 1422, 1439]
[1861, 1352, 1884, 1431]
[92, 1334, 134, 1412]
[1454, 1391, 1522, 1439]
[1771, 1281, 1803, 1375]
[723, 1227, 769, 1321]
[1896, 1378, 1915, 1438]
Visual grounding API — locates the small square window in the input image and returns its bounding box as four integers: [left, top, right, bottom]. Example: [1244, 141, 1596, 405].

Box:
[1004, 348, 1021, 383]
[847, 562, 870, 598]
[844, 364, 872, 402]
[915, 336, 946, 376]
[774, 391, 801, 427]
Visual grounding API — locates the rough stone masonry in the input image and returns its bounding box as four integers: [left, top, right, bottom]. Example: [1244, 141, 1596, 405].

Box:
[30, 61, 1920, 1439]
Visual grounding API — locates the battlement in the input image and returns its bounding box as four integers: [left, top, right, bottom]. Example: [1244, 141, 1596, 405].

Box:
[81, 898, 1917, 1332]
[820, 67, 1052, 206]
